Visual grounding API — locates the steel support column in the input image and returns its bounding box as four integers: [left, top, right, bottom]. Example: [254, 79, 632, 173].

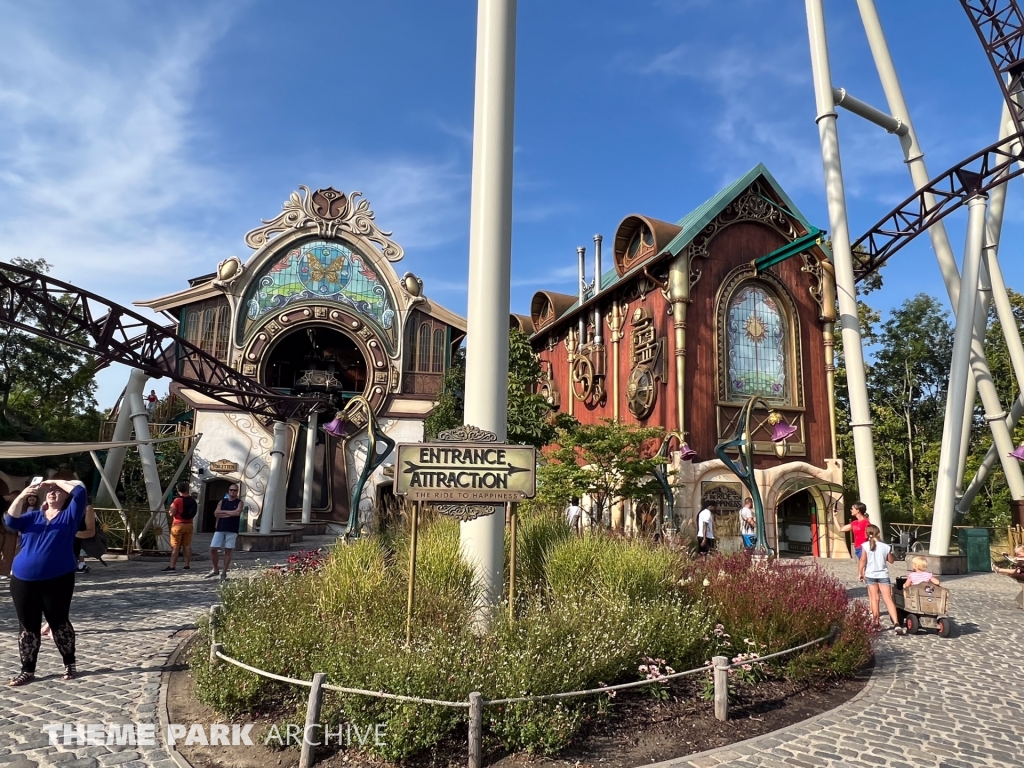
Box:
[301, 411, 317, 524]
[96, 369, 148, 507]
[460, 0, 517, 610]
[805, 0, 883, 528]
[260, 421, 289, 534]
[127, 389, 164, 512]
[932, 195, 988, 555]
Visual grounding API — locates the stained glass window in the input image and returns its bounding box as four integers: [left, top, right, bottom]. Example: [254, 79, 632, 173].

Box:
[725, 283, 788, 402]
[241, 240, 395, 345]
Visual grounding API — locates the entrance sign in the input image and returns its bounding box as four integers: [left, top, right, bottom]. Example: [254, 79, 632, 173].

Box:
[395, 442, 537, 502]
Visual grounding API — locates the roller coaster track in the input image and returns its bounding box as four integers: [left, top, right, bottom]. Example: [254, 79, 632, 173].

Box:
[851, 0, 1024, 281]
[0, 260, 330, 421]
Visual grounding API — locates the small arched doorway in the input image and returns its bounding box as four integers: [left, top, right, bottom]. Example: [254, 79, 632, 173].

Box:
[263, 326, 368, 407]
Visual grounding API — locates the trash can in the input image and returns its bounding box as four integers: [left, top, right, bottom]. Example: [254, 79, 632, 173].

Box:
[957, 528, 992, 573]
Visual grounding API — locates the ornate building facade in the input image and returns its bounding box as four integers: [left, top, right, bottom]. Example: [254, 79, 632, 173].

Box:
[136, 187, 465, 533]
[516, 165, 848, 556]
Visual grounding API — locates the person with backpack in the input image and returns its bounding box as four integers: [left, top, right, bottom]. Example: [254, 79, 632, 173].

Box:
[162, 483, 197, 572]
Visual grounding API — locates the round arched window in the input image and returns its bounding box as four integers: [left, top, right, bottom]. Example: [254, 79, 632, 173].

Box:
[725, 283, 789, 402]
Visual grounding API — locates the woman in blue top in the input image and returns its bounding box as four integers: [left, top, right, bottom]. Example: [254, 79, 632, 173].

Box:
[4, 479, 88, 686]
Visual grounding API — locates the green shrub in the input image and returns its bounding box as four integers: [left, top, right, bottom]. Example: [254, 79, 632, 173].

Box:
[192, 523, 873, 761]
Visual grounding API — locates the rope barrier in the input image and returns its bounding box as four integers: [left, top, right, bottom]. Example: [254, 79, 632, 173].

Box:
[208, 606, 836, 707]
[321, 682, 470, 708]
[214, 651, 313, 688]
[484, 664, 710, 706]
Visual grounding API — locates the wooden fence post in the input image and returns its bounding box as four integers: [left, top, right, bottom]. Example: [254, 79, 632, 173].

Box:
[210, 642, 223, 666]
[299, 673, 326, 768]
[467, 692, 483, 768]
[712, 655, 730, 721]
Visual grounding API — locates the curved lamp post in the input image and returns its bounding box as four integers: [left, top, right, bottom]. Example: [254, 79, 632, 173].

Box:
[323, 395, 396, 539]
[651, 432, 697, 534]
[713, 396, 796, 557]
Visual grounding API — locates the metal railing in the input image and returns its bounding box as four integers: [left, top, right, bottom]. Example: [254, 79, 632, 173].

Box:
[203, 604, 836, 768]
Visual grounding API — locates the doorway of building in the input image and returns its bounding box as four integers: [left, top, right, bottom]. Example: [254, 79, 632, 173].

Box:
[263, 326, 367, 406]
[202, 478, 233, 533]
[777, 490, 814, 556]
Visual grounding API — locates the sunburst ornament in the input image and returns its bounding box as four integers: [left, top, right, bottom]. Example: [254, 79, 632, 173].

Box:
[744, 313, 767, 343]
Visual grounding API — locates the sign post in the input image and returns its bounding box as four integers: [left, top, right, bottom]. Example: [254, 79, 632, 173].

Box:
[395, 428, 535, 636]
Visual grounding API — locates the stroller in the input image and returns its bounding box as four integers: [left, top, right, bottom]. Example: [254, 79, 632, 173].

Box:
[890, 529, 917, 561]
[893, 576, 954, 637]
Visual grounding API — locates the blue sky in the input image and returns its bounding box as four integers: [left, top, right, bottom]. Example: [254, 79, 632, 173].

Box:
[0, 0, 1018, 408]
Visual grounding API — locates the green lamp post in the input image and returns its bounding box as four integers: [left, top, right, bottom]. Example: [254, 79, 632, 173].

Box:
[713, 396, 797, 557]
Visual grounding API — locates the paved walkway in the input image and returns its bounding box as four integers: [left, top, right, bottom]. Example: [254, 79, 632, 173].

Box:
[660, 559, 1024, 768]
[0, 536, 335, 768]
[1, 550, 1021, 768]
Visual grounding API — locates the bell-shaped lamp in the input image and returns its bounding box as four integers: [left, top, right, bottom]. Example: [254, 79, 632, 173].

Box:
[770, 421, 798, 444]
[322, 416, 347, 438]
[679, 442, 697, 462]
[1009, 443, 1024, 461]
[770, 420, 798, 459]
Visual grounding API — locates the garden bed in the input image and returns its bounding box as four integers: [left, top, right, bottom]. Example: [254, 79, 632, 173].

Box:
[167, 652, 869, 768]
[187, 514, 875, 764]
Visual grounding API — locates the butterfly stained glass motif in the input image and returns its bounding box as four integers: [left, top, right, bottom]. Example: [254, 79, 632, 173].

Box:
[241, 240, 396, 345]
[726, 284, 788, 402]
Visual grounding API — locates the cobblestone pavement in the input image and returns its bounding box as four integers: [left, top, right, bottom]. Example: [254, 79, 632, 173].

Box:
[2, 548, 1022, 768]
[659, 558, 1024, 768]
[0, 535, 336, 768]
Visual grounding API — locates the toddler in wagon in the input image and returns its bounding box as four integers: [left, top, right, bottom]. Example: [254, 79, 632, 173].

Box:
[905, 556, 941, 588]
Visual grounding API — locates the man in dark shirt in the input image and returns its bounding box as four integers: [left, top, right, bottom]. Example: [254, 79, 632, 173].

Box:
[206, 484, 243, 581]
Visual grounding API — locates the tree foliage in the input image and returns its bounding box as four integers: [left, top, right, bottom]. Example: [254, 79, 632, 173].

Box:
[834, 287, 1022, 528]
[537, 419, 666, 527]
[0, 258, 102, 476]
[424, 329, 566, 448]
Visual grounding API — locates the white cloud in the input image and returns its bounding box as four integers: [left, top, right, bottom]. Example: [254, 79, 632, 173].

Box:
[0, 2, 239, 306]
[625, 39, 907, 201]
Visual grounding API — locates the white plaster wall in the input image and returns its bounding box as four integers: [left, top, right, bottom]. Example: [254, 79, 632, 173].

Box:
[191, 410, 274, 529]
[670, 454, 845, 556]
[344, 417, 424, 532]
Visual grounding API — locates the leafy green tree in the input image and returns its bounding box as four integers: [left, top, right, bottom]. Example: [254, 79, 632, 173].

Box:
[537, 420, 666, 528]
[425, 329, 564, 448]
[0, 257, 102, 476]
[869, 295, 953, 519]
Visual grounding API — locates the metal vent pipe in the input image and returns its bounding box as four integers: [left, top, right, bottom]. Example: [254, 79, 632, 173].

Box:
[577, 246, 586, 347]
[593, 235, 603, 345]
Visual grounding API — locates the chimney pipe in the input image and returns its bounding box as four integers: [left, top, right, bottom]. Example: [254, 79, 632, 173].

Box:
[577, 246, 587, 347]
[593, 234, 603, 345]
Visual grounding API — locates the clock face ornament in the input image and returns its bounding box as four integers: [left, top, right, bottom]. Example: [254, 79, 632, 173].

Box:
[627, 365, 656, 418]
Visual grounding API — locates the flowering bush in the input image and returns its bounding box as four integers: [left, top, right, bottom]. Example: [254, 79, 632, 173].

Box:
[268, 548, 328, 576]
[193, 524, 874, 761]
[637, 656, 675, 700]
[680, 553, 873, 678]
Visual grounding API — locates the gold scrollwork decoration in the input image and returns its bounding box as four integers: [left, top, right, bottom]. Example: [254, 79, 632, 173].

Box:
[434, 503, 498, 522]
[244, 186, 405, 262]
[437, 424, 498, 443]
[571, 355, 596, 401]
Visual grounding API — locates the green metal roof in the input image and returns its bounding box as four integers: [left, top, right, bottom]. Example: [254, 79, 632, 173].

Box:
[550, 163, 827, 322]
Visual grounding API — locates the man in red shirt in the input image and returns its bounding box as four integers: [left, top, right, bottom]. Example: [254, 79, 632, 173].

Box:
[833, 502, 871, 560]
[163, 483, 197, 572]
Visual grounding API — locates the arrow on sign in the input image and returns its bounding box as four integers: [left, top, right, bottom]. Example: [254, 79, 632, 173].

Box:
[402, 461, 531, 475]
